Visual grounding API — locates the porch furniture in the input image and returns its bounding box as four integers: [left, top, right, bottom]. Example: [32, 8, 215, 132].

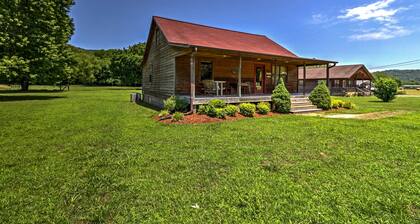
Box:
[241, 82, 252, 95]
[214, 80, 226, 96]
[202, 80, 217, 95]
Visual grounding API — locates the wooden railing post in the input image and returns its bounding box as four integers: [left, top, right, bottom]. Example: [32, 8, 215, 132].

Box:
[303, 64, 306, 95]
[238, 56, 242, 97]
[326, 63, 330, 89]
[190, 51, 196, 112]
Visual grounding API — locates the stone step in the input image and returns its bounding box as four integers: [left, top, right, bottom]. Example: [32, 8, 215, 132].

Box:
[291, 95, 309, 99]
[291, 108, 322, 113]
[291, 104, 318, 110]
[291, 94, 307, 98]
[291, 99, 311, 104]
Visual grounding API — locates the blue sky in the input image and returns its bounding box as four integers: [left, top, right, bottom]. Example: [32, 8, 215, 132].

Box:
[70, 0, 420, 70]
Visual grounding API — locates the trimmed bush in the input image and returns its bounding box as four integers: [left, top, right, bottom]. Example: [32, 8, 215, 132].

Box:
[214, 108, 226, 119]
[163, 96, 189, 112]
[331, 99, 344, 109]
[208, 99, 226, 108]
[163, 96, 176, 112]
[197, 105, 209, 115]
[309, 81, 331, 110]
[374, 77, 398, 102]
[271, 78, 291, 113]
[158, 110, 170, 117]
[343, 101, 355, 109]
[256, 102, 270, 115]
[239, 103, 256, 117]
[206, 106, 217, 117]
[172, 112, 184, 122]
[225, 105, 238, 117]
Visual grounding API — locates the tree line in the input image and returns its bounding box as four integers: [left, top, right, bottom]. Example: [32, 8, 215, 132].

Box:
[0, 0, 145, 90]
[67, 43, 145, 86]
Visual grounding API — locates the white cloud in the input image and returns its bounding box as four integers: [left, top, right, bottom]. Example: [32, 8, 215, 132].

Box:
[338, 0, 411, 41]
[338, 0, 400, 21]
[349, 25, 411, 40]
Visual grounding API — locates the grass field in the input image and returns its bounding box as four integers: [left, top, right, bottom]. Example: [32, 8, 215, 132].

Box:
[0, 86, 419, 223]
[404, 89, 420, 95]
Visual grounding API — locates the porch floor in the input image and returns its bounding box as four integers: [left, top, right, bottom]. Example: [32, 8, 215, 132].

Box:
[180, 93, 304, 105]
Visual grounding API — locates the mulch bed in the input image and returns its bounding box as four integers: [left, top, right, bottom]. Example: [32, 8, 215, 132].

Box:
[155, 112, 278, 124]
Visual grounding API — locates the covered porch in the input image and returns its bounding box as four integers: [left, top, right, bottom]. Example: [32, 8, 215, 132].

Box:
[174, 47, 336, 108]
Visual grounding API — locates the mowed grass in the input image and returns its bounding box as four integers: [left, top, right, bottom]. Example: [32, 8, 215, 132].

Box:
[0, 86, 419, 223]
[405, 89, 420, 95]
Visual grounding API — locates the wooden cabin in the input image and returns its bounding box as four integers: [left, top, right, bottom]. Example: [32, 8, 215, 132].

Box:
[141, 16, 336, 110]
[298, 64, 373, 95]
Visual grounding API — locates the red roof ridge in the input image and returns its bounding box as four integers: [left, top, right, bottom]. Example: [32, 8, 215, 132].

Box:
[153, 16, 267, 38]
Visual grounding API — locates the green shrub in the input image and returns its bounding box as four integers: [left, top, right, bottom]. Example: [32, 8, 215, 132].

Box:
[197, 105, 209, 115]
[225, 104, 238, 117]
[175, 97, 189, 112]
[309, 81, 331, 110]
[204, 105, 215, 117]
[239, 103, 256, 117]
[214, 108, 226, 119]
[373, 77, 398, 102]
[172, 112, 184, 122]
[158, 110, 170, 117]
[256, 102, 270, 114]
[271, 78, 291, 113]
[208, 99, 226, 108]
[163, 96, 176, 112]
[163, 96, 190, 113]
[343, 101, 355, 109]
[331, 99, 344, 109]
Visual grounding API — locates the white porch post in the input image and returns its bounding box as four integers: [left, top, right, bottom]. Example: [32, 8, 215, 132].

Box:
[238, 56, 242, 97]
[190, 51, 196, 112]
[303, 64, 307, 95]
[326, 63, 330, 89]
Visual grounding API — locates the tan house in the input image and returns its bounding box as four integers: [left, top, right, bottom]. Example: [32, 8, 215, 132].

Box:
[141, 16, 336, 110]
[298, 64, 373, 95]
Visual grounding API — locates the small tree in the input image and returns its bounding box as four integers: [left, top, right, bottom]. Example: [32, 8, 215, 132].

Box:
[309, 81, 331, 110]
[373, 77, 398, 102]
[271, 78, 291, 113]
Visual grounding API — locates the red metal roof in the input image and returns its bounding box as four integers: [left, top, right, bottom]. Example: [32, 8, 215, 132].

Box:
[153, 16, 298, 58]
[298, 64, 373, 80]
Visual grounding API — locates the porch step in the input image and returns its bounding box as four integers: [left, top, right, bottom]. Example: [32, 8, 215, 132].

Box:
[291, 99, 311, 104]
[291, 108, 322, 113]
[290, 96, 321, 113]
[291, 104, 318, 110]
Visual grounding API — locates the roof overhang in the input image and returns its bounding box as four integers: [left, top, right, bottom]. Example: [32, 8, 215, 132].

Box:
[172, 45, 337, 66]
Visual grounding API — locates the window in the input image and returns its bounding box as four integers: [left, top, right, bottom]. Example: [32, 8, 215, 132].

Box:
[271, 65, 287, 85]
[334, 80, 340, 87]
[200, 61, 213, 80]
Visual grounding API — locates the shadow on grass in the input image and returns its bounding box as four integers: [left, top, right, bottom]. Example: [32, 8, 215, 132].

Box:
[368, 100, 391, 103]
[0, 89, 63, 94]
[0, 95, 66, 102]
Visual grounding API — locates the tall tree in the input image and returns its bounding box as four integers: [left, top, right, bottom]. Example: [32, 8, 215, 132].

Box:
[0, 0, 74, 90]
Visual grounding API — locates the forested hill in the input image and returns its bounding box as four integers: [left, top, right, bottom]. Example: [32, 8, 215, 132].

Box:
[373, 69, 420, 85]
[67, 43, 145, 86]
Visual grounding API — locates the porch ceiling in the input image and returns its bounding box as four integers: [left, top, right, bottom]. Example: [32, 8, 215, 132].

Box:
[190, 46, 337, 66]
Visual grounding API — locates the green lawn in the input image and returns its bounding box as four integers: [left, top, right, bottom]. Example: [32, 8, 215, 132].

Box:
[1, 86, 419, 223]
[404, 89, 420, 95]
